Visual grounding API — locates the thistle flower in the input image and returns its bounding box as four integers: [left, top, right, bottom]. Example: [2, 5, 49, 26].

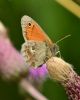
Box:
[29, 64, 48, 80]
[0, 22, 27, 79]
[0, 38, 27, 79]
[46, 57, 80, 100]
[27, 64, 48, 89]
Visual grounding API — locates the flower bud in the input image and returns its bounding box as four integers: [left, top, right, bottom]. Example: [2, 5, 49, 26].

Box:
[46, 57, 80, 100]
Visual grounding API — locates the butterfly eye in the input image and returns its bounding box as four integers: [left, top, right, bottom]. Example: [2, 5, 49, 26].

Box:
[28, 22, 31, 26]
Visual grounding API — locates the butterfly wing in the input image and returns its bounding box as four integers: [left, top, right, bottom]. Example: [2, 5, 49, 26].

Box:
[21, 15, 53, 45]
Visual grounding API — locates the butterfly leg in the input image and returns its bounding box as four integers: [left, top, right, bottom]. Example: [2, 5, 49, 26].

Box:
[55, 50, 61, 58]
[50, 43, 61, 57]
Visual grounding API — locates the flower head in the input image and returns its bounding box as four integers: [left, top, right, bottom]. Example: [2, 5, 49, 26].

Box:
[0, 22, 27, 79]
[28, 64, 48, 84]
[46, 57, 80, 100]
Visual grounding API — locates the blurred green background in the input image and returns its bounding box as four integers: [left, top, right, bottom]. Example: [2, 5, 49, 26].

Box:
[0, 0, 80, 100]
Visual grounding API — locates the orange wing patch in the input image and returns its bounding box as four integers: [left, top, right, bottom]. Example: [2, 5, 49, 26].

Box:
[25, 22, 47, 41]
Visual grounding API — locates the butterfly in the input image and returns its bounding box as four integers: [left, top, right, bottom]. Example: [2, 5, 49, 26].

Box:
[21, 15, 59, 68]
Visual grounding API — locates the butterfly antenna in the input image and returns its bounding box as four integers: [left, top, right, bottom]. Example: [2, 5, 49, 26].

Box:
[55, 34, 71, 58]
[56, 34, 71, 44]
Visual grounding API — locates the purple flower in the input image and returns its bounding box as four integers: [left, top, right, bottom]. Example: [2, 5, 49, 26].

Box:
[29, 64, 48, 81]
[0, 22, 26, 79]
